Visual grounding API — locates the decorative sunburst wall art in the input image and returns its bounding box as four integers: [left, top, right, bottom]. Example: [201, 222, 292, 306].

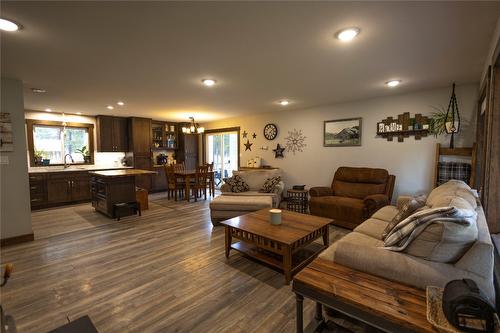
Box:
[284, 128, 306, 155]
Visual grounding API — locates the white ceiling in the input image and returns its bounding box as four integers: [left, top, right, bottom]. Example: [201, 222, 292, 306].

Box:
[1, 1, 499, 121]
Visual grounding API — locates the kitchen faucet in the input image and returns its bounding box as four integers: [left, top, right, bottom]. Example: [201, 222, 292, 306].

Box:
[64, 153, 74, 168]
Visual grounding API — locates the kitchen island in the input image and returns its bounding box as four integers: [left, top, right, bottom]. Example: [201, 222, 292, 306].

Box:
[89, 169, 156, 218]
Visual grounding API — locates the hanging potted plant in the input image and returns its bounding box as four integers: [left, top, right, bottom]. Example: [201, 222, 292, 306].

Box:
[76, 146, 91, 163]
[429, 106, 450, 138]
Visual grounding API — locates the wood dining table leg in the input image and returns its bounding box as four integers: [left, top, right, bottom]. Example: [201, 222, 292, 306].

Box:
[185, 175, 191, 202]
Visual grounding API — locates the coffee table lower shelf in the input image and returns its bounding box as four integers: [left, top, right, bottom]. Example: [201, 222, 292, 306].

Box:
[229, 241, 327, 283]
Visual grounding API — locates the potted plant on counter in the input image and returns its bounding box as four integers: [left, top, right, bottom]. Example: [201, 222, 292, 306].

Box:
[34, 149, 46, 166]
[76, 146, 91, 163]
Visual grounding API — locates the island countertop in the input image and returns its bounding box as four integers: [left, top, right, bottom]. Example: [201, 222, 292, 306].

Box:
[89, 169, 157, 177]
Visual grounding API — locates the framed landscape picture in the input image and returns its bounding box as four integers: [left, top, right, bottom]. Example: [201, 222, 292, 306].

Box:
[324, 117, 362, 147]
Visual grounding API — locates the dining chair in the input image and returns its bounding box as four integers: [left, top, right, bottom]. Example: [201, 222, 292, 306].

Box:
[173, 162, 185, 172]
[165, 165, 184, 201]
[206, 162, 214, 197]
[192, 165, 209, 202]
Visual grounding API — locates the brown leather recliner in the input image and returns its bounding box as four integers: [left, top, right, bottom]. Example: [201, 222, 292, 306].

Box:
[309, 167, 395, 229]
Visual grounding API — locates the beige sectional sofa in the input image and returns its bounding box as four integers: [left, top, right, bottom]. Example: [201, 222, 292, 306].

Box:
[210, 168, 284, 225]
[320, 180, 495, 302]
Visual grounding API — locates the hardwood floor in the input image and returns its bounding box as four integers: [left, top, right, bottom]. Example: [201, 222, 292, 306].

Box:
[1, 193, 358, 333]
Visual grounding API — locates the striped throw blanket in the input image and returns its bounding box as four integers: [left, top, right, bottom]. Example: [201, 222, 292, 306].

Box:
[383, 206, 477, 251]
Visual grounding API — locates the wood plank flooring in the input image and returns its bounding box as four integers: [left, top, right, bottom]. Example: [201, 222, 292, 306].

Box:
[1, 193, 359, 333]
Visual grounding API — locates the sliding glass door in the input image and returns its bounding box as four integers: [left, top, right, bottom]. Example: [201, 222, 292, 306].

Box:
[205, 131, 238, 188]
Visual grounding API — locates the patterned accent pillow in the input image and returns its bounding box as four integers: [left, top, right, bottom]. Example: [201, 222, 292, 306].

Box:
[259, 176, 281, 193]
[224, 175, 250, 193]
[382, 194, 426, 240]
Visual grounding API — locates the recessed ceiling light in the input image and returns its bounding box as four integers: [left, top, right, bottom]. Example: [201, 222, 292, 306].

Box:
[279, 99, 290, 106]
[335, 27, 360, 42]
[45, 108, 52, 112]
[0, 18, 19, 32]
[106, 105, 114, 110]
[31, 88, 46, 93]
[76, 112, 82, 115]
[117, 101, 124, 106]
[386, 80, 402, 87]
[202, 79, 216, 87]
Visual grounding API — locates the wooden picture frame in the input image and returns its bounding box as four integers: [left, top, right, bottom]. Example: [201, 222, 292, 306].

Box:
[324, 118, 362, 147]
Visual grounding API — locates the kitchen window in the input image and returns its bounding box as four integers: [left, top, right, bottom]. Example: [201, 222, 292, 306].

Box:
[27, 120, 94, 166]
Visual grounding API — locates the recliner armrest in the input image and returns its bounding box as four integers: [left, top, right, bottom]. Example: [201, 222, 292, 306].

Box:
[364, 194, 390, 216]
[309, 186, 334, 197]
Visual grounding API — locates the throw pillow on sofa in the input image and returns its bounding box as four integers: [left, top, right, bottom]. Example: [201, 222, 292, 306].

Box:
[223, 175, 250, 193]
[259, 176, 281, 193]
[382, 194, 426, 240]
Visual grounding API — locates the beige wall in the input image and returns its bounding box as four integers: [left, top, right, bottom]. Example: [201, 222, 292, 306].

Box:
[203, 83, 478, 200]
[1, 78, 33, 239]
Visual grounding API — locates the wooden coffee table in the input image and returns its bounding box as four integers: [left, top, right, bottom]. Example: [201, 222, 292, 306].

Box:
[220, 209, 332, 284]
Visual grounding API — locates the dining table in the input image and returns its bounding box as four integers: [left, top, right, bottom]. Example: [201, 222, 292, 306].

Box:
[174, 169, 215, 202]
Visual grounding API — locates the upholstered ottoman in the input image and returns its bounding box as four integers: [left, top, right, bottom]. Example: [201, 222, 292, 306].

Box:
[210, 195, 273, 226]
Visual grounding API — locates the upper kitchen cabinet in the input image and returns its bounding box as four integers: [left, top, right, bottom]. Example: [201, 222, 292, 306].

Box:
[96, 116, 128, 152]
[128, 117, 152, 154]
[152, 121, 178, 150]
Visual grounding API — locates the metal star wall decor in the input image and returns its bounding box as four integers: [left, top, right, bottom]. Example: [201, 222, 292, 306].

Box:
[273, 143, 285, 158]
[252, 132, 257, 139]
[244, 139, 253, 151]
[242, 131, 248, 138]
[284, 128, 307, 155]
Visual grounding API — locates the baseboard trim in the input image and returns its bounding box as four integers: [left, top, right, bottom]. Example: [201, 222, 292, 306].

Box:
[1, 233, 34, 247]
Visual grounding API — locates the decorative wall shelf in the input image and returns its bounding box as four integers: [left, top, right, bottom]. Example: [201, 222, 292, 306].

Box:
[376, 112, 430, 142]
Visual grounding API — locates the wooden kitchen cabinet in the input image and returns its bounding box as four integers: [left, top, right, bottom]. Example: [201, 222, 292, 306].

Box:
[96, 115, 129, 152]
[29, 173, 47, 209]
[47, 172, 91, 204]
[151, 166, 167, 192]
[47, 177, 72, 204]
[128, 117, 152, 154]
[128, 117, 153, 191]
[177, 132, 199, 170]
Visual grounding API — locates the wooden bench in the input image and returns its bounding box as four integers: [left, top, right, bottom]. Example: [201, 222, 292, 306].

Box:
[292, 258, 438, 333]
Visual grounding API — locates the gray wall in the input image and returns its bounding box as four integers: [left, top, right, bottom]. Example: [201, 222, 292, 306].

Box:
[203, 83, 478, 200]
[1, 77, 33, 240]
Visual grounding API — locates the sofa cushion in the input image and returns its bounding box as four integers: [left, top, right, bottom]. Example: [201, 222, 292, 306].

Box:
[382, 194, 426, 239]
[354, 218, 389, 240]
[233, 169, 281, 191]
[259, 176, 281, 193]
[426, 180, 477, 209]
[404, 218, 478, 263]
[371, 205, 399, 222]
[210, 195, 272, 211]
[224, 175, 250, 193]
[221, 191, 281, 208]
[309, 196, 365, 222]
[320, 231, 495, 303]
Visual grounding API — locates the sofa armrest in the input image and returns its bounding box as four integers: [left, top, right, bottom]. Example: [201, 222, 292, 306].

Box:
[220, 184, 232, 193]
[274, 181, 285, 196]
[397, 195, 413, 210]
[364, 194, 390, 216]
[309, 186, 333, 197]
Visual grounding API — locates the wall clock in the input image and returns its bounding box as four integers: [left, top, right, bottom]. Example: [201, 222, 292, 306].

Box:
[263, 123, 278, 140]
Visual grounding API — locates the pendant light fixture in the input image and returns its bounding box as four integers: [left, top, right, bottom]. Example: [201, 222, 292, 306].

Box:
[445, 83, 461, 148]
[181, 117, 205, 134]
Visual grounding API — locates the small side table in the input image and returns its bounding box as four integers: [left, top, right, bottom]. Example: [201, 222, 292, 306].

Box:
[287, 189, 308, 214]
